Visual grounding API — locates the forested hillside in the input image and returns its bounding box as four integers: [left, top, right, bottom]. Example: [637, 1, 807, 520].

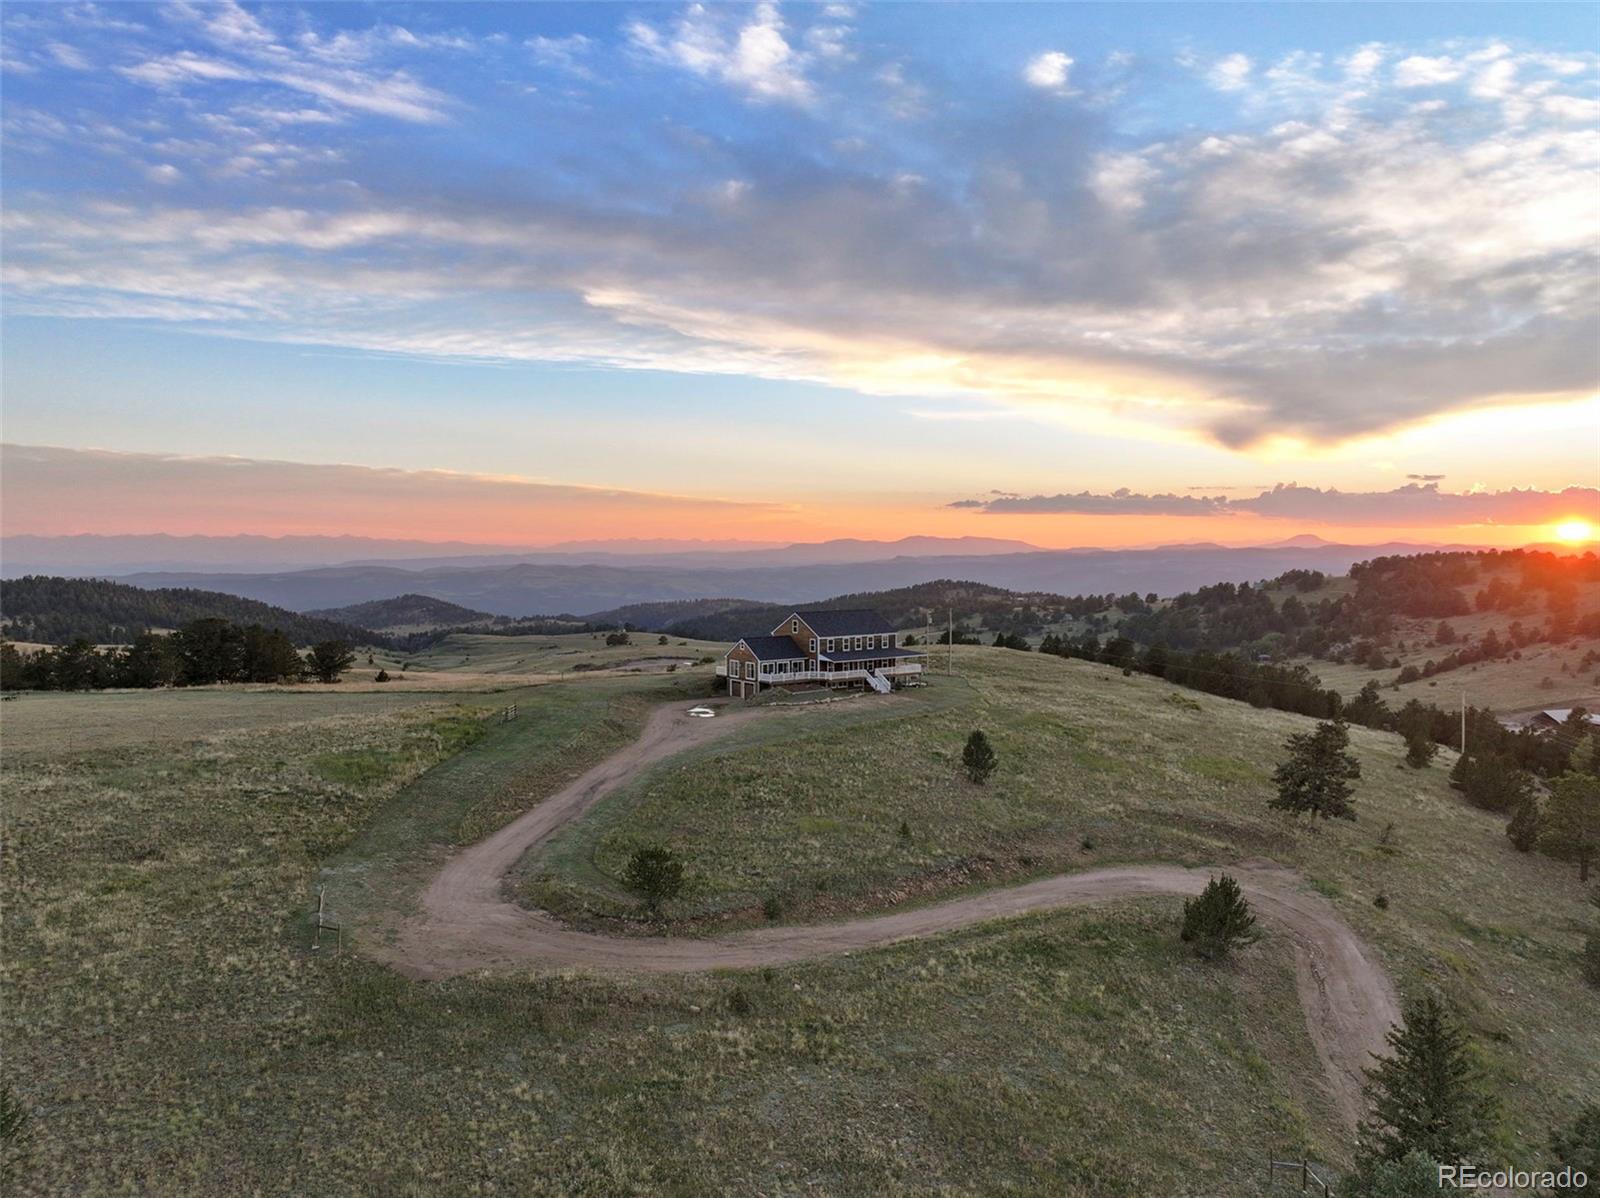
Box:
[309, 594, 498, 632]
[0, 576, 378, 647]
[593, 580, 1113, 641]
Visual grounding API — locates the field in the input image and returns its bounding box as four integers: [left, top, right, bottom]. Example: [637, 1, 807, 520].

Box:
[518, 648, 1599, 1160]
[4, 648, 1596, 1193]
[360, 629, 727, 690]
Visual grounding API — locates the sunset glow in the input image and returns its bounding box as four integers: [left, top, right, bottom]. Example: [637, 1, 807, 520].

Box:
[1553, 519, 1596, 546]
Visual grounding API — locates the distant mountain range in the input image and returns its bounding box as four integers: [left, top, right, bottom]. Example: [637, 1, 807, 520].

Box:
[106, 541, 1478, 618]
[0, 533, 1041, 576]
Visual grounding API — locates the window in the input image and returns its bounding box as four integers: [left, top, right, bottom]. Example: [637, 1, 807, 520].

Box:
[809, 637, 817, 653]
[854, 636, 863, 651]
[745, 661, 755, 679]
[825, 638, 835, 652]
[791, 618, 799, 634]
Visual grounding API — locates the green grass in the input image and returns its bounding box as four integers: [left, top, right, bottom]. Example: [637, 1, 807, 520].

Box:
[518, 647, 1600, 1159]
[6, 647, 1596, 1193]
[5, 671, 1345, 1195]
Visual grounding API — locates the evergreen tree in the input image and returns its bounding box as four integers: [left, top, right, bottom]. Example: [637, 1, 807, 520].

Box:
[113, 631, 177, 688]
[962, 730, 997, 783]
[1179, 874, 1259, 960]
[1548, 1104, 1600, 1195]
[1404, 726, 1438, 770]
[1455, 754, 1532, 814]
[1505, 797, 1542, 853]
[1542, 743, 1600, 883]
[1339, 1151, 1443, 1198]
[1271, 720, 1361, 822]
[1359, 993, 1498, 1164]
[0, 642, 26, 691]
[307, 640, 356, 684]
[1348, 680, 1394, 729]
[623, 845, 685, 913]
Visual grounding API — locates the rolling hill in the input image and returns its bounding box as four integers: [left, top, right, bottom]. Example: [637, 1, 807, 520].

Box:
[0, 575, 380, 647]
[115, 542, 1465, 618]
[309, 594, 499, 633]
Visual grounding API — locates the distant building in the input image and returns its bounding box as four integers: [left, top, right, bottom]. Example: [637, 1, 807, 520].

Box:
[1527, 708, 1600, 735]
[717, 609, 926, 699]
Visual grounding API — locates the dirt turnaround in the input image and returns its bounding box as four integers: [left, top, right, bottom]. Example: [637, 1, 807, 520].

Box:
[388, 700, 1399, 1129]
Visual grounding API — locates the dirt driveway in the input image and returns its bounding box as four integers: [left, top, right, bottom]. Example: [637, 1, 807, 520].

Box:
[385, 699, 1398, 1130]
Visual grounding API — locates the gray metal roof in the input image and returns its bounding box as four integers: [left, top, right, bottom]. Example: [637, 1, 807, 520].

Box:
[789, 609, 896, 637]
[734, 635, 807, 661]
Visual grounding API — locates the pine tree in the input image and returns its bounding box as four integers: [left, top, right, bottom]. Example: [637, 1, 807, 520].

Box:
[1359, 993, 1498, 1164]
[1505, 797, 1541, 853]
[623, 845, 685, 913]
[307, 639, 356, 684]
[1404, 726, 1437, 770]
[1548, 1105, 1600, 1194]
[1542, 742, 1600, 883]
[1179, 874, 1259, 960]
[962, 730, 997, 783]
[1271, 719, 1361, 822]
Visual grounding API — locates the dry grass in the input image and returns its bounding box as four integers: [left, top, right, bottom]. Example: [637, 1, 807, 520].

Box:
[6, 671, 1344, 1196]
[520, 646, 1600, 1162]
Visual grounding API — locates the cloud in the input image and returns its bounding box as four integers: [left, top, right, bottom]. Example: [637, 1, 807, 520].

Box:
[1207, 53, 1252, 91]
[627, 2, 822, 105]
[1406, 473, 1446, 482]
[950, 483, 1600, 527]
[112, 3, 453, 123]
[1023, 51, 1073, 92]
[0, 444, 774, 540]
[5, 26, 1598, 450]
[1394, 54, 1463, 87]
[527, 33, 594, 77]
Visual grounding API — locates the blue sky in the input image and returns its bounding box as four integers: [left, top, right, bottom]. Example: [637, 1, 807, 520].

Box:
[2, 2, 1597, 545]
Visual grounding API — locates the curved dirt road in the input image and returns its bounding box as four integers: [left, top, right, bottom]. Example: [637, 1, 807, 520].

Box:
[388, 700, 1398, 1129]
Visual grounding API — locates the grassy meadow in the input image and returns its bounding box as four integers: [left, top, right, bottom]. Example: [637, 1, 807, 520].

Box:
[7, 667, 1339, 1195]
[4, 646, 1595, 1193]
[519, 647, 1599, 1161]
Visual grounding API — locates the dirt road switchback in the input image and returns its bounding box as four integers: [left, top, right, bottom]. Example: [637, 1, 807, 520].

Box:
[385, 699, 1398, 1130]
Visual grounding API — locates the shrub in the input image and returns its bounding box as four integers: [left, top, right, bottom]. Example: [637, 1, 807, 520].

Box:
[1505, 798, 1541, 852]
[962, 730, 997, 784]
[1338, 1151, 1442, 1198]
[374, 669, 391, 683]
[623, 845, 684, 913]
[1179, 873, 1259, 961]
[761, 893, 786, 921]
[726, 987, 753, 1016]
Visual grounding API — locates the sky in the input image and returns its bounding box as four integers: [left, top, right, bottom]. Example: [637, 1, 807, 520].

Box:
[2, 1, 1597, 550]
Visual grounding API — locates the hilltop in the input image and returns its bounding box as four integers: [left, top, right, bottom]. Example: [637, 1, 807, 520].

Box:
[309, 594, 499, 633]
[0, 575, 379, 647]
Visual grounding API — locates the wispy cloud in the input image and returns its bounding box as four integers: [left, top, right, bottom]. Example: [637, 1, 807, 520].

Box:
[951, 483, 1600, 527]
[626, 2, 832, 105]
[0, 444, 774, 539]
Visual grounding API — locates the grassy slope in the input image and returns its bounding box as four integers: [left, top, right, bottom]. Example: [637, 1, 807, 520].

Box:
[519, 646, 1600, 1162]
[6, 671, 1341, 1195]
[381, 629, 727, 677]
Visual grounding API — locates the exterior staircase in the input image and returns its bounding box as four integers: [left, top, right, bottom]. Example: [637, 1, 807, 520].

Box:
[865, 669, 892, 694]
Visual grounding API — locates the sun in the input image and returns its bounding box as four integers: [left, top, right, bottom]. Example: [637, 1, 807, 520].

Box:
[1553, 518, 1595, 545]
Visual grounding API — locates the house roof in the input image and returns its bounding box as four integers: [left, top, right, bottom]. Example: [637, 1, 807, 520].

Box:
[787, 609, 896, 637]
[1535, 708, 1599, 725]
[820, 646, 926, 663]
[734, 635, 808, 662]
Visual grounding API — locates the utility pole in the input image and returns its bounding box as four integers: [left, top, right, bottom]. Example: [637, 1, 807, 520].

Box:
[948, 609, 954, 675]
[1460, 691, 1467, 756]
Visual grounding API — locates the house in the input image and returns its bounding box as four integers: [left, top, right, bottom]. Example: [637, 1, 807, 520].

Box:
[1527, 708, 1600, 735]
[717, 609, 927, 699]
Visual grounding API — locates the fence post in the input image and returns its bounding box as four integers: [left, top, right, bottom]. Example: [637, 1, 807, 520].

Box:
[1301, 1159, 1308, 1191]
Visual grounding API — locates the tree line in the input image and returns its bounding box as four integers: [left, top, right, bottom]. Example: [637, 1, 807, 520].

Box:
[1, 575, 376, 647]
[0, 618, 357, 690]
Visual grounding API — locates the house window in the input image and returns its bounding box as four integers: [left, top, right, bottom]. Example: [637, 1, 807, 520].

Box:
[745, 662, 755, 679]
[809, 637, 817, 653]
[854, 636, 863, 650]
[825, 639, 835, 652]
[791, 618, 799, 634]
